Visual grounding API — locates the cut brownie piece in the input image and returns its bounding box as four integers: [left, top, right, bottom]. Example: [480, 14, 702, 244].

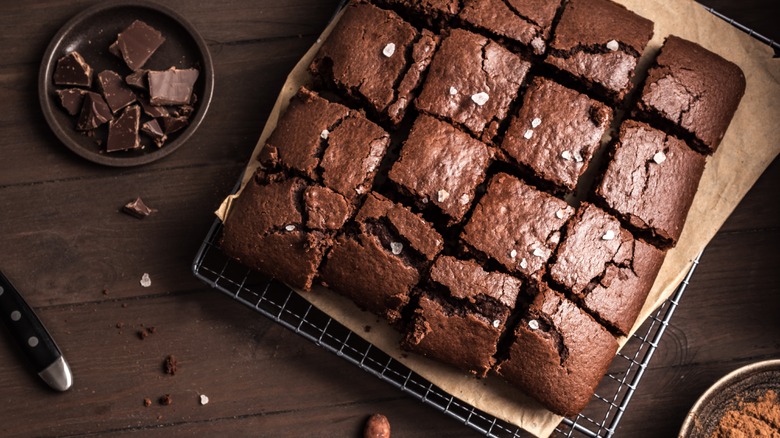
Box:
[545, 0, 653, 103]
[501, 77, 612, 193]
[310, 2, 438, 124]
[461, 173, 574, 280]
[402, 256, 521, 377]
[636, 35, 746, 154]
[416, 28, 531, 142]
[320, 192, 443, 325]
[549, 202, 666, 335]
[496, 284, 618, 416]
[371, 0, 460, 28]
[388, 114, 492, 223]
[459, 0, 563, 55]
[261, 88, 391, 202]
[220, 171, 348, 291]
[594, 120, 706, 247]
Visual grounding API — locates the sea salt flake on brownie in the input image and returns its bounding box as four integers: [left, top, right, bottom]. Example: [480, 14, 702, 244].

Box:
[471, 92, 489, 106]
[561, 150, 572, 161]
[531, 117, 542, 128]
[390, 241, 404, 255]
[527, 319, 539, 330]
[606, 39, 619, 51]
[449, 86, 458, 95]
[602, 229, 615, 240]
[383, 42, 396, 57]
[523, 129, 533, 139]
[285, 224, 296, 232]
[653, 151, 667, 164]
[437, 189, 450, 202]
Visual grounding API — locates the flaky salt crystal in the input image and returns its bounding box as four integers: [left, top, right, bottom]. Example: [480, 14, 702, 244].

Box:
[449, 86, 458, 95]
[606, 40, 619, 51]
[510, 249, 517, 259]
[528, 319, 540, 330]
[320, 129, 329, 140]
[523, 129, 533, 139]
[285, 224, 296, 232]
[390, 242, 403, 255]
[602, 230, 616, 241]
[471, 92, 489, 106]
[459, 194, 470, 205]
[437, 189, 450, 202]
[520, 258, 528, 269]
[492, 320, 501, 328]
[561, 150, 572, 161]
[531, 117, 542, 128]
[382, 43, 396, 57]
[555, 209, 566, 220]
[533, 247, 546, 257]
[653, 151, 667, 164]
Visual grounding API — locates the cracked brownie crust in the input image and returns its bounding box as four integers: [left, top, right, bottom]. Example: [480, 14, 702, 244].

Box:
[595, 120, 707, 247]
[636, 35, 746, 154]
[496, 284, 618, 416]
[545, 0, 653, 102]
[501, 77, 613, 193]
[459, 0, 563, 55]
[415, 28, 531, 142]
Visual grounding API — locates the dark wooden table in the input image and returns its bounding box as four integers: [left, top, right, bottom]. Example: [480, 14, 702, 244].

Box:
[1, 1, 777, 436]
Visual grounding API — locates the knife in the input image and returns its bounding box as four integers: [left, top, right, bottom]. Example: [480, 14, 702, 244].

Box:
[0, 270, 72, 391]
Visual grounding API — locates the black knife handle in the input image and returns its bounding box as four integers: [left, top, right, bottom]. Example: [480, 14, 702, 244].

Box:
[0, 271, 61, 373]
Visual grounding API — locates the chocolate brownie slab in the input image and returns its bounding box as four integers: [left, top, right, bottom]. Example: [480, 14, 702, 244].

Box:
[545, 0, 653, 103]
[496, 284, 618, 416]
[220, 172, 350, 291]
[310, 2, 438, 125]
[459, 0, 563, 55]
[260, 87, 390, 202]
[402, 256, 521, 377]
[461, 173, 574, 281]
[320, 193, 443, 325]
[501, 77, 612, 193]
[550, 203, 666, 335]
[636, 35, 746, 154]
[388, 114, 492, 223]
[595, 120, 706, 247]
[415, 28, 531, 142]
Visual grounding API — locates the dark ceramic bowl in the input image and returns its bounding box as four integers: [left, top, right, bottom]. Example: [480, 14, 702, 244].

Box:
[679, 359, 780, 437]
[39, 0, 214, 167]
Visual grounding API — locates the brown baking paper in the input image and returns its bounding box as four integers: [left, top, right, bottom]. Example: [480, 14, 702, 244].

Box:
[216, 1, 780, 436]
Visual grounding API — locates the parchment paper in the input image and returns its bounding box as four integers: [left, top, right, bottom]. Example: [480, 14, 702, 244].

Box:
[216, 1, 780, 436]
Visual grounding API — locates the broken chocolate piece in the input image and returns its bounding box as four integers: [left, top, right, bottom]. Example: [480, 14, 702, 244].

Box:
[106, 105, 141, 152]
[53, 51, 93, 87]
[55, 88, 87, 115]
[148, 68, 199, 105]
[76, 92, 112, 131]
[125, 70, 148, 90]
[112, 20, 166, 71]
[122, 197, 156, 218]
[161, 116, 189, 134]
[138, 96, 169, 118]
[97, 70, 137, 113]
[141, 119, 167, 147]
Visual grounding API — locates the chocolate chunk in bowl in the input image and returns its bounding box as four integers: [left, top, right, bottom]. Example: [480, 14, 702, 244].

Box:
[38, 0, 213, 166]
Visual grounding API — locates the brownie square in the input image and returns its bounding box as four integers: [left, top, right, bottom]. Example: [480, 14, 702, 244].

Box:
[636, 35, 746, 154]
[459, 0, 563, 55]
[549, 203, 666, 335]
[545, 0, 653, 102]
[461, 173, 574, 280]
[402, 256, 522, 377]
[496, 284, 618, 416]
[501, 77, 612, 193]
[415, 28, 531, 142]
[260, 87, 390, 202]
[310, 3, 438, 124]
[372, 0, 460, 28]
[220, 172, 350, 291]
[388, 114, 492, 223]
[594, 120, 706, 247]
[320, 193, 443, 324]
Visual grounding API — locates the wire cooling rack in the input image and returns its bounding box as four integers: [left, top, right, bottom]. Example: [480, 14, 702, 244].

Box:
[192, 4, 775, 437]
[192, 217, 697, 438]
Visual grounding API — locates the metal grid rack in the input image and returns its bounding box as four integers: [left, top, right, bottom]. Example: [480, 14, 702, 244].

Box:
[192, 218, 697, 437]
[191, 4, 775, 437]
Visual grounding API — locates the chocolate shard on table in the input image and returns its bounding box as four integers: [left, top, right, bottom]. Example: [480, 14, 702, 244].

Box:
[148, 67, 199, 106]
[111, 20, 166, 71]
[122, 197, 156, 219]
[125, 69, 148, 90]
[53, 51, 93, 87]
[106, 105, 141, 152]
[55, 88, 87, 116]
[141, 119, 167, 147]
[97, 70, 137, 113]
[76, 92, 112, 131]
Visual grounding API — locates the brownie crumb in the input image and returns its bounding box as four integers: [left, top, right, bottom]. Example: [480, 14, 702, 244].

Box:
[364, 413, 391, 438]
[143, 398, 152, 407]
[163, 355, 178, 375]
[159, 394, 172, 406]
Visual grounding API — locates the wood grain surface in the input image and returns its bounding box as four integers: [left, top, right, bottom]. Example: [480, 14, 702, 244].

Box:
[0, 0, 777, 436]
